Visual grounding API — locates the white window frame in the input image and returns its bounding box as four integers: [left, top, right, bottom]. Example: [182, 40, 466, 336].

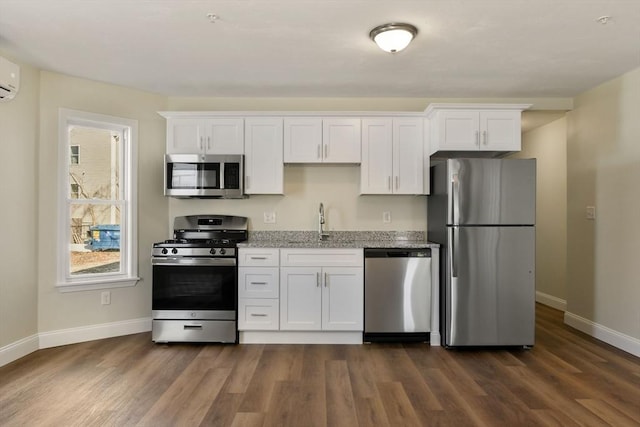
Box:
[57, 108, 139, 292]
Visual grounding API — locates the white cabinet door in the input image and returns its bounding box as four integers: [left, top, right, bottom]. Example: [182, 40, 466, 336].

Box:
[437, 110, 480, 151]
[480, 111, 521, 151]
[166, 118, 206, 154]
[393, 118, 424, 194]
[360, 118, 393, 194]
[323, 118, 361, 163]
[244, 118, 284, 194]
[360, 118, 423, 195]
[280, 267, 322, 330]
[321, 267, 363, 331]
[203, 118, 244, 154]
[283, 118, 323, 163]
[166, 118, 244, 154]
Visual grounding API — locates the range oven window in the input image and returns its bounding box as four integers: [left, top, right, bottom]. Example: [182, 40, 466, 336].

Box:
[152, 264, 236, 311]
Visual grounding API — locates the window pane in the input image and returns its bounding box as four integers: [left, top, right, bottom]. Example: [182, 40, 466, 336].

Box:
[69, 127, 120, 200]
[69, 203, 121, 275]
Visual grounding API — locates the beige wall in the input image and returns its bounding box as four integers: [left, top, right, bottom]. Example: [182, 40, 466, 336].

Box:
[566, 66, 640, 340]
[0, 53, 39, 347]
[37, 71, 167, 332]
[512, 117, 568, 302]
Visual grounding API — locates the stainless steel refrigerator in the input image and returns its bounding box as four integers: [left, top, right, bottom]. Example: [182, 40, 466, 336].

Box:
[428, 158, 536, 347]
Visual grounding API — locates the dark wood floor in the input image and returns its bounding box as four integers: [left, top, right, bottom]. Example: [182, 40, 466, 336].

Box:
[1, 304, 639, 426]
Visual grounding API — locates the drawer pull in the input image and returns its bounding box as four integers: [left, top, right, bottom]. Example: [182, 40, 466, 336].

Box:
[250, 256, 267, 260]
[183, 324, 203, 330]
[250, 281, 268, 285]
[250, 313, 268, 317]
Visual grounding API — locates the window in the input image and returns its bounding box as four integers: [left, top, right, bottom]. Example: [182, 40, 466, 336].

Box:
[70, 145, 79, 164]
[58, 109, 139, 291]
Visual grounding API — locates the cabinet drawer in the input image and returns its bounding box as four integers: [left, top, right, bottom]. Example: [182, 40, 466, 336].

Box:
[238, 267, 279, 298]
[280, 249, 363, 267]
[238, 248, 279, 267]
[238, 299, 279, 330]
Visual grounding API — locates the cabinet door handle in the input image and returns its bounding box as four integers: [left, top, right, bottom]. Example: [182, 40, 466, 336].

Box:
[207, 136, 211, 150]
[475, 130, 480, 146]
[324, 272, 328, 287]
[316, 272, 320, 287]
[199, 136, 204, 151]
[388, 176, 392, 190]
[250, 313, 268, 317]
[246, 175, 250, 189]
[317, 145, 321, 160]
[324, 144, 328, 159]
[483, 130, 488, 145]
[395, 176, 399, 190]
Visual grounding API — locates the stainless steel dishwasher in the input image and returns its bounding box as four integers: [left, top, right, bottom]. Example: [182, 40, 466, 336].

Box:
[364, 248, 431, 342]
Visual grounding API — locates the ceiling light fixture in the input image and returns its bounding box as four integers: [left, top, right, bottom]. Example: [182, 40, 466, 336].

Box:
[369, 23, 418, 53]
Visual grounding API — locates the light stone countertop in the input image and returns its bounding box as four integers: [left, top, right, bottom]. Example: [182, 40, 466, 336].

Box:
[237, 231, 440, 249]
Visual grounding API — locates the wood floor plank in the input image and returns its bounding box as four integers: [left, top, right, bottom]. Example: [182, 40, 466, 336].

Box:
[325, 360, 359, 427]
[375, 381, 423, 427]
[1, 304, 639, 427]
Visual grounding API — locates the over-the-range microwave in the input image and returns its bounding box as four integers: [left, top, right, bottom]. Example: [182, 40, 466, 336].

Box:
[164, 154, 244, 199]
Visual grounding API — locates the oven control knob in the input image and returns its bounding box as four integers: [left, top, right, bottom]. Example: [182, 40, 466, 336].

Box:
[171, 248, 178, 255]
[210, 248, 216, 255]
[219, 248, 226, 255]
[161, 248, 168, 255]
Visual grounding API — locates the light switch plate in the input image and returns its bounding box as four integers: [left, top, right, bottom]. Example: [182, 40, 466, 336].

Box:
[263, 212, 276, 223]
[382, 211, 391, 223]
[586, 206, 596, 220]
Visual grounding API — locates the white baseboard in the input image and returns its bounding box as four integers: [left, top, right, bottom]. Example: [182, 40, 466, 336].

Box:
[39, 317, 152, 349]
[564, 311, 640, 358]
[240, 331, 363, 344]
[536, 291, 567, 311]
[430, 331, 441, 346]
[0, 334, 39, 368]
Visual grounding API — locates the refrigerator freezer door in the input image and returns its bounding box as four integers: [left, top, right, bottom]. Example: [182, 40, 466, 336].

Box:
[446, 226, 535, 346]
[447, 158, 536, 225]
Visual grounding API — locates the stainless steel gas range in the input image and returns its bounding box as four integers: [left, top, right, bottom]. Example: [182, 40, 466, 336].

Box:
[151, 215, 248, 343]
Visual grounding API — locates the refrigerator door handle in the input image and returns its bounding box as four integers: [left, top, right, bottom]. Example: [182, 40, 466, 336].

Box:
[451, 174, 460, 225]
[450, 226, 459, 278]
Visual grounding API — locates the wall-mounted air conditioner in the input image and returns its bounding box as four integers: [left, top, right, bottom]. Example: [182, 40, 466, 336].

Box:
[0, 56, 20, 101]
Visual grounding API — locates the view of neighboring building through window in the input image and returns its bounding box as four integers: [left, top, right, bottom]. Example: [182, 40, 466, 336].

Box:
[58, 109, 138, 290]
[70, 145, 79, 164]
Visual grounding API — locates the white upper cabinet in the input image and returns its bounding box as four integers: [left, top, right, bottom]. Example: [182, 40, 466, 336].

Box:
[166, 117, 244, 155]
[425, 104, 529, 155]
[323, 118, 361, 163]
[360, 117, 424, 195]
[284, 118, 361, 163]
[283, 118, 323, 162]
[244, 118, 284, 194]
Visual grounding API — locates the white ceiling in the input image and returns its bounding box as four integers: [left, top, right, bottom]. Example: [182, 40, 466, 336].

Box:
[0, 0, 639, 99]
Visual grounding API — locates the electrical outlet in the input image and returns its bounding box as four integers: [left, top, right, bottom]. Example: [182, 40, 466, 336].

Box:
[263, 212, 276, 224]
[101, 291, 111, 305]
[383, 211, 391, 223]
[586, 206, 596, 220]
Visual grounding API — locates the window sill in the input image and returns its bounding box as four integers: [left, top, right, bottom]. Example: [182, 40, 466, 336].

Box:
[56, 277, 141, 293]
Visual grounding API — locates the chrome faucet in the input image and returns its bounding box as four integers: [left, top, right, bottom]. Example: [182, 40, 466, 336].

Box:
[318, 202, 329, 240]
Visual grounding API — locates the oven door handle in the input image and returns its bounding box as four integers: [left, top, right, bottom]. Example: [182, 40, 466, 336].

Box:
[152, 257, 236, 267]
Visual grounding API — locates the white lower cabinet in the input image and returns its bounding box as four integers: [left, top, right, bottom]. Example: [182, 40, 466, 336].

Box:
[238, 248, 364, 341]
[238, 248, 280, 331]
[280, 249, 364, 332]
